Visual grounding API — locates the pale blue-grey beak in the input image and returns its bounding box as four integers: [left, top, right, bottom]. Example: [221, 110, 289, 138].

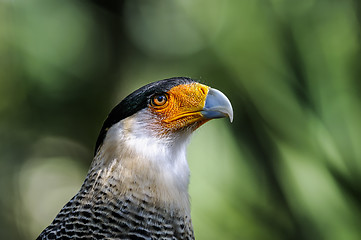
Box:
[201, 88, 233, 122]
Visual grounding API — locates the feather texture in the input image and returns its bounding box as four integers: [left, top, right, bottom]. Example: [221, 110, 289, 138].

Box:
[37, 78, 233, 240]
[37, 111, 195, 240]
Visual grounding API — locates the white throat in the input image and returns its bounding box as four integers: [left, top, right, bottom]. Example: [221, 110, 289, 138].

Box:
[92, 110, 193, 212]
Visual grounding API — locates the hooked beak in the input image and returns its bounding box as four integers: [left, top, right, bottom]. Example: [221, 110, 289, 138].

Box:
[201, 88, 233, 122]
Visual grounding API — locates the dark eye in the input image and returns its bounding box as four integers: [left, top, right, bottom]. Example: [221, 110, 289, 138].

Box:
[151, 94, 167, 107]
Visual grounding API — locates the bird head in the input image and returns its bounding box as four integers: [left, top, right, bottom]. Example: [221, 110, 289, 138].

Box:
[95, 77, 233, 155]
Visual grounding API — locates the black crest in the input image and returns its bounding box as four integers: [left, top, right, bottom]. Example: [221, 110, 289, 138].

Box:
[94, 77, 195, 155]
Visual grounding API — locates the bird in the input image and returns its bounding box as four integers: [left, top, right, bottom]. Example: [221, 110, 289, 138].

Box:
[37, 77, 233, 240]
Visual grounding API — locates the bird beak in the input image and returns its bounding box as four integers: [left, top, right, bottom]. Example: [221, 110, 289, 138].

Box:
[201, 88, 233, 122]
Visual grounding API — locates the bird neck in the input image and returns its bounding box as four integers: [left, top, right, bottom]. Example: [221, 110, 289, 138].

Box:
[85, 121, 192, 215]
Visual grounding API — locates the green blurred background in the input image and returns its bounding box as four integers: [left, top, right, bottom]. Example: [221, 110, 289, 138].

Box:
[1, 0, 361, 239]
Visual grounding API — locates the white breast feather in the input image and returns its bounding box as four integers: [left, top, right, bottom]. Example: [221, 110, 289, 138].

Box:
[95, 109, 193, 213]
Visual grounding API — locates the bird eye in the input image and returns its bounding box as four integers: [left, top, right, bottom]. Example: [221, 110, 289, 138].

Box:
[151, 94, 168, 107]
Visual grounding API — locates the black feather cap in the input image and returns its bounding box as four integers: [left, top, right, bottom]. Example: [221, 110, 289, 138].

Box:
[94, 77, 195, 155]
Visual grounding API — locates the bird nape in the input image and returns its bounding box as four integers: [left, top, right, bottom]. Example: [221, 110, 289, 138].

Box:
[37, 77, 233, 240]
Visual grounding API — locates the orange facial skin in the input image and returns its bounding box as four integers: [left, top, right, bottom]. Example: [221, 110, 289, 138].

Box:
[148, 83, 210, 133]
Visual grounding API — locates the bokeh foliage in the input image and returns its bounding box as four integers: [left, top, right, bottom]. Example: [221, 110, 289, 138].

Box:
[1, 0, 361, 239]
